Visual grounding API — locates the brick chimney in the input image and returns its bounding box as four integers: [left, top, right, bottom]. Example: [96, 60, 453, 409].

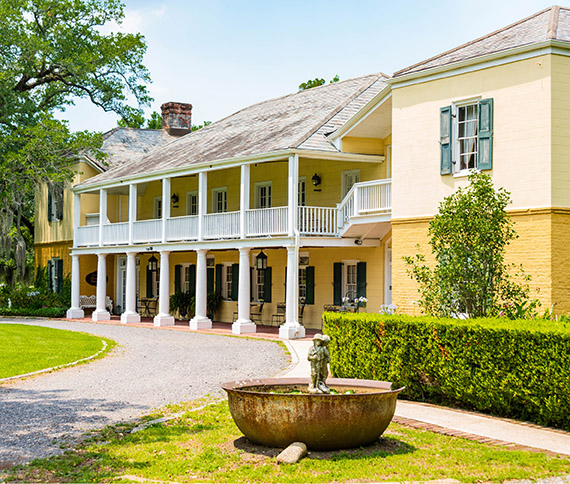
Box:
[161, 102, 192, 136]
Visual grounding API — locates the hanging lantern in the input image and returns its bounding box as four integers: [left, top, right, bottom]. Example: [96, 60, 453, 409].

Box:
[256, 250, 268, 270]
[148, 255, 158, 272]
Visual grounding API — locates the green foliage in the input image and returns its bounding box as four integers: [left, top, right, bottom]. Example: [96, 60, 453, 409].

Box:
[0, 306, 67, 318]
[146, 111, 162, 129]
[323, 312, 570, 430]
[207, 290, 222, 319]
[0, 0, 151, 283]
[169, 291, 194, 319]
[191, 120, 212, 132]
[404, 172, 534, 318]
[118, 110, 162, 129]
[298, 75, 340, 90]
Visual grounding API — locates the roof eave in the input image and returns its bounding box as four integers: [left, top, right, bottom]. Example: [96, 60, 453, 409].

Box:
[73, 149, 384, 194]
[388, 39, 570, 87]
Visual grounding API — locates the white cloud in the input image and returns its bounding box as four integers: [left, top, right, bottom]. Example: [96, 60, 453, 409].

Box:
[100, 3, 166, 34]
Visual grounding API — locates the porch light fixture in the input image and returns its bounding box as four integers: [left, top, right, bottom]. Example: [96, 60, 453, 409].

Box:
[256, 250, 268, 270]
[171, 193, 179, 208]
[311, 173, 321, 187]
[148, 255, 158, 272]
[354, 239, 363, 246]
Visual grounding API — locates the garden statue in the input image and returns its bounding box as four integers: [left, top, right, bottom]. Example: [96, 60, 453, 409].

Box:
[307, 333, 331, 393]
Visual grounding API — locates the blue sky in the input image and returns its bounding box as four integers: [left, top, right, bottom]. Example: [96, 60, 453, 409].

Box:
[60, 0, 560, 132]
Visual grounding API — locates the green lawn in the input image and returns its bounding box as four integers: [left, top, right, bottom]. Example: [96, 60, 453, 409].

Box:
[0, 324, 113, 379]
[5, 399, 570, 483]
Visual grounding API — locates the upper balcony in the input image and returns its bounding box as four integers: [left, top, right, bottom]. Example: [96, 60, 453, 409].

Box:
[75, 178, 391, 247]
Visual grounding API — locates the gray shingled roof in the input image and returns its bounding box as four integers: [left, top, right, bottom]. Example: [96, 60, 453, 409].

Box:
[79, 73, 388, 187]
[394, 6, 569, 78]
[85, 127, 177, 172]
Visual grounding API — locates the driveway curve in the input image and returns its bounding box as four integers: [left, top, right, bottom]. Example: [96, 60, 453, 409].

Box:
[0, 319, 288, 465]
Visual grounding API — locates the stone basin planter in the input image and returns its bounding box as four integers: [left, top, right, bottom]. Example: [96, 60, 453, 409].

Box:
[222, 377, 404, 451]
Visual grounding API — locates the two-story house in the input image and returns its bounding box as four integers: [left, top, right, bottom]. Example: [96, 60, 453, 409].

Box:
[46, 6, 570, 338]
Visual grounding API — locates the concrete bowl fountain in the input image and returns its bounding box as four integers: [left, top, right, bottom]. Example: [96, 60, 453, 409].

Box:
[222, 375, 404, 451]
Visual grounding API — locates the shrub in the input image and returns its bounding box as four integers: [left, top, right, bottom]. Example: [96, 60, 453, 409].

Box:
[0, 307, 67, 318]
[323, 312, 570, 430]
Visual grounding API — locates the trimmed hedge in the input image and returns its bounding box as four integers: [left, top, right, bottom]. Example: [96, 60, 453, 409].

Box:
[0, 307, 67, 318]
[323, 312, 570, 430]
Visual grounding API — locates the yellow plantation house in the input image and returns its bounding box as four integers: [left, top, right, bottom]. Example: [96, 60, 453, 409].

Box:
[35, 6, 570, 337]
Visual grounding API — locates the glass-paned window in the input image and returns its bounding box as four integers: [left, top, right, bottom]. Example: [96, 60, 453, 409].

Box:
[256, 268, 265, 301]
[154, 197, 162, 219]
[342, 170, 360, 197]
[298, 177, 306, 206]
[212, 188, 227, 213]
[344, 263, 357, 297]
[183, 265, 191, 293]
[299, 267, 307, 301]
[223, 264, 233, 300]
[48, 182, 64, 222]
[457, 103, 478, 171]
[186, 191, 198, 216]
[255, 182, 272, 209]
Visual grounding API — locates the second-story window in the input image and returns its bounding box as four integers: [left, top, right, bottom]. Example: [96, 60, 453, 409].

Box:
[255, 181, 272, 209]
[341, 170, 360, 198]
[154, 197, 162, 219]
[298, 177, 306, 206]
[47, 182, 64, 222]
[212, 187, 227, 213]
[186, 191, 198, 216]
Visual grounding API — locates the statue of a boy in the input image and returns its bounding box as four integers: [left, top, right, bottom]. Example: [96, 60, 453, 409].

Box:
[308, 333, 331, 394]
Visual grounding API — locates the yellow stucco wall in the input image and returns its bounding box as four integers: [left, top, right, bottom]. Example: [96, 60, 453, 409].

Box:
[342, 137, 384, 155]
[392, 55, 552, 219]
[551, 54, 570, 208]
[391, 210, 569, 316]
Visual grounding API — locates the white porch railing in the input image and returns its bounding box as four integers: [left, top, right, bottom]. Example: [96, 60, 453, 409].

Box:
[337, 179, 391, 228]
[74, 179, 392, 247]
[167, 215, 198, 241]
[133, 219, 162, 243]
[298, 206, 337, 236]
[76, 225, 99, 246]
[204, 211, 240, 239]
[102, 222, 129, 245]
[246, 206, 288, 237]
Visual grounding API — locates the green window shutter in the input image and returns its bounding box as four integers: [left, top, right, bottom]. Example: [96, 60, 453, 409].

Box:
[56, 186, 64, 221]
[250, 267, 254, 302]
[146, 267, 153, 298]
[56, 259, 63, 294]
[215, 264, 223, 292]
[47, 259, 53, 292]
[47, 189, 53, 222]
[207, 267, 214, 294]
[333, 262, 342, 306]
[478, 98, 493, 171]
[357, 262, 367, 298]
[231, 264, 239, 301]
[440, 106, 452, 175]
[174, 265, 181, 293]
[305, 266, 315, 305]
[264, 267, 272, 302]
[189, 264, 196, 296]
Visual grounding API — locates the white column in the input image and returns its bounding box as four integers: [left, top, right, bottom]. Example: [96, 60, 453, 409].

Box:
[233, 247, 256, 334]
[154, 250, 174, 326]
[92, 253, 110, 321]
[239, 164, 250, 239]
[98, 189, 107, 246]
[121, 251, 140, 323]
[197, 172, 207, 241]
[73, 193, 81, 248]
[279, 245, 306, 339]
[287, 154, 299, 237]
[190, 248, 212, 329]
[128, 183, 137, 244]
[161, 178, 171, 243]
[66, 254, 84, 319]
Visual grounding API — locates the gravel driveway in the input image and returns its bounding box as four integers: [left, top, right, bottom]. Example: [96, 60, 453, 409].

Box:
[0, 319, 288, 465]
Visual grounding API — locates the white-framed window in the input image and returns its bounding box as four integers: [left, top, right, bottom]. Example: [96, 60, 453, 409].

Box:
[255, 181, 272, 209]
[47, 182, 64, 222]
[341, 170, 360, 198]
[455, 101, 478, 172]
[152, 268, 160, 298]
[181, 264, 192, 293]
[85, 213, 100, 226]
[298, 177, 306, 207]
[441, 98, 493, 175]
[153, 197, 162, 219]
[186, 191, 198, 216]
[343, 259, 358, 297]
[222, 263, 233, 300]
[255, 268, 265, 302]
[212, 187, 227, 213]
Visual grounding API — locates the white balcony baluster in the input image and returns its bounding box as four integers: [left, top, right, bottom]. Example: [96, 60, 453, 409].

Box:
[76, 226, 99, 246]
[133, 219, 162, 243]
[298, 206, 337, 236]
[204, 211, 240, 239]
[102, 222, 129, 245]
[166, 215, 199, 241]
[246, 207, 288, 237]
